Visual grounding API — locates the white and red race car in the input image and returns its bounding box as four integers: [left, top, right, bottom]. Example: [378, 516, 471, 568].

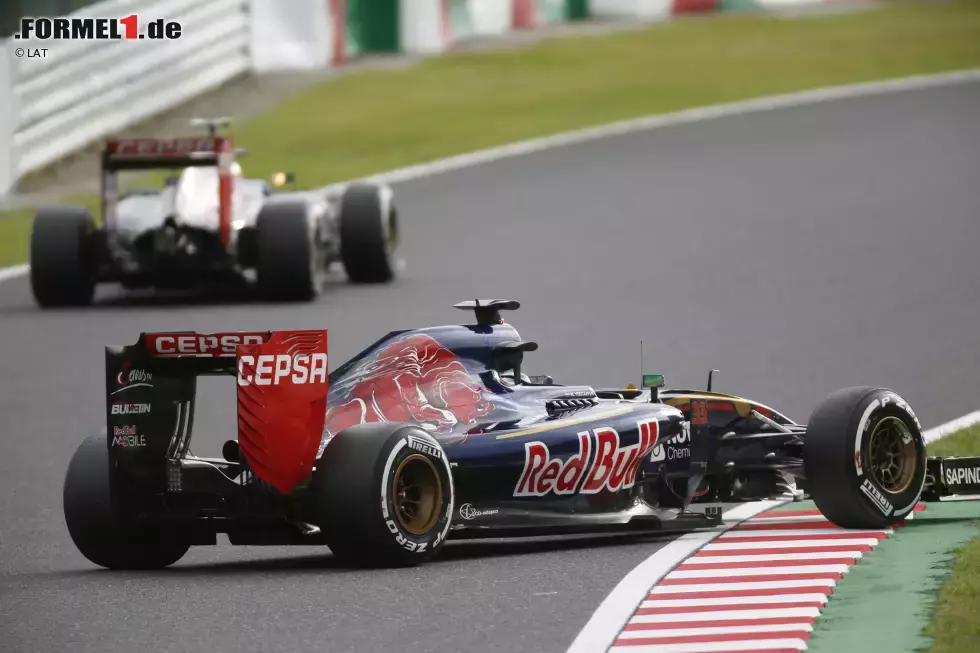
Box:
[29, 118, 398, 307]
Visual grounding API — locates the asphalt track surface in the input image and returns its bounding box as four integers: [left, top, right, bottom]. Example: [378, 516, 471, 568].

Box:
[1, 80, 979, 653]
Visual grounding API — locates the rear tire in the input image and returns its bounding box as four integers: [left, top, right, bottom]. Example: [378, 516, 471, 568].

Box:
[30, 207, 97, 308]
[339, 183, 397, 283]
[310, 423, 454, 567]
[63, 434, 190, 569]
[804, 387, 926, 528]
[255, 202, 318, 301]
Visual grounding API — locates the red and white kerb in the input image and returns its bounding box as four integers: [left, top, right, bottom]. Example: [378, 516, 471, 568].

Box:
[608, 504, 925, 652]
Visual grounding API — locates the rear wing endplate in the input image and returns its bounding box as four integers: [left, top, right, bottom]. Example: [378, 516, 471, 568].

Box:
[106, 330, 329, 495]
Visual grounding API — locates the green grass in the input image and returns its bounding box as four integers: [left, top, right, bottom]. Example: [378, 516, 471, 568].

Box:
[3, 0, 980, 267]
[926, 424, 980, 653]
[929, 425, 980, 458]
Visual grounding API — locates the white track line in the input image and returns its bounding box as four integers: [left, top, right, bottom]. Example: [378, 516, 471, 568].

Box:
[631, 607, 825, 623]
[701, 538, 883, 550]
[683, 551, 863, 563]
[719, 528, 889, 538]
[640, 594, 829, 608]
[651, 579, 838, 593]
[665, 564, 850, 578]
[2, 70, 979, 286]
[609, 638, 808, 652]
[352, 69, 980, 189]
[617, 622, 815, 638]
[923, 410, 980, 443]
[0, 264, 28, 284]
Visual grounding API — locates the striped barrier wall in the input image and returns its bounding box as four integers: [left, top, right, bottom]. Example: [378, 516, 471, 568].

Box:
[353, 0, 829, 56]
[394, 0, 589, 55]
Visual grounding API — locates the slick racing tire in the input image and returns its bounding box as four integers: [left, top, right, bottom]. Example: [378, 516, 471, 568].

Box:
[339, 183, 397, 284]
[30, 207, 97, 308]
[255, 201, 319, 302]
[310, 423, 454, 567]
[804, 387, 926, 529]
[63, 434, 190, 569]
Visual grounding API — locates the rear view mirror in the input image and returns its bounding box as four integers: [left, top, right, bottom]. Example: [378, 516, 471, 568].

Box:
[642, 374, 665, 388]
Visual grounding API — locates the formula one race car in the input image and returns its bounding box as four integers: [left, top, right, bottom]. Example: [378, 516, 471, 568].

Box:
[62, 300, 980, 569]
[29, 118, 398, 308]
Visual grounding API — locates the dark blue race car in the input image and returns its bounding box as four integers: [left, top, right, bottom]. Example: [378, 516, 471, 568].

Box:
[63, 300, 979, 568]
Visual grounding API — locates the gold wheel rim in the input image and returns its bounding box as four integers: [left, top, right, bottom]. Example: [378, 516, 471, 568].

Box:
[868, 416, 917, 494]
[392, 454, 442, 535]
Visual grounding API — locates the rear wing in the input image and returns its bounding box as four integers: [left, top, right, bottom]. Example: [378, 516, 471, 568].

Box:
[106, 330, 329, 495]
[100, 117, 239, 248]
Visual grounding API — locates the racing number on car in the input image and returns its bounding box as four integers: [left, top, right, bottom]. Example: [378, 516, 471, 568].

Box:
[691, 399, 708, 425]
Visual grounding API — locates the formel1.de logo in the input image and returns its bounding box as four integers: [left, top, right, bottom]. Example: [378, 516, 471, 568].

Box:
[14, 15, 182, 41]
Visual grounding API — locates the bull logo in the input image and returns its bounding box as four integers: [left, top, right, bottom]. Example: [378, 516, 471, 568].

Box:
[324, 334, 494, 437]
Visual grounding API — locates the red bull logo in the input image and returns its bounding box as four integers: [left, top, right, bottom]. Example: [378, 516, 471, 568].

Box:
[324, 334, 494, 436]
[514, 419, 660, 497]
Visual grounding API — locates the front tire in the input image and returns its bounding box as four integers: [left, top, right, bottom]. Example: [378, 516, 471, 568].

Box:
[310, 423, 454, 567]
[339, 183, 397, 283]
[30, 207, 97, 308]
[63, 434, 190, 569]
[255, 202, 319, 301]
[804, 387, 926, 528]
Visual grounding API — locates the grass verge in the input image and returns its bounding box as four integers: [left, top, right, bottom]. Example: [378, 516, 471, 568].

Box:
[2, 0, 980, 267]
[925, 424, 980, 653]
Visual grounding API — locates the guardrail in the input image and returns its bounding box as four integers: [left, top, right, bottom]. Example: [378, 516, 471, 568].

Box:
[0, 0, 251, 197]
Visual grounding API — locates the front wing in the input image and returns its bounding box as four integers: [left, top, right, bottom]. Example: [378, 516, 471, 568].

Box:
[923, 456, 980, 501]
